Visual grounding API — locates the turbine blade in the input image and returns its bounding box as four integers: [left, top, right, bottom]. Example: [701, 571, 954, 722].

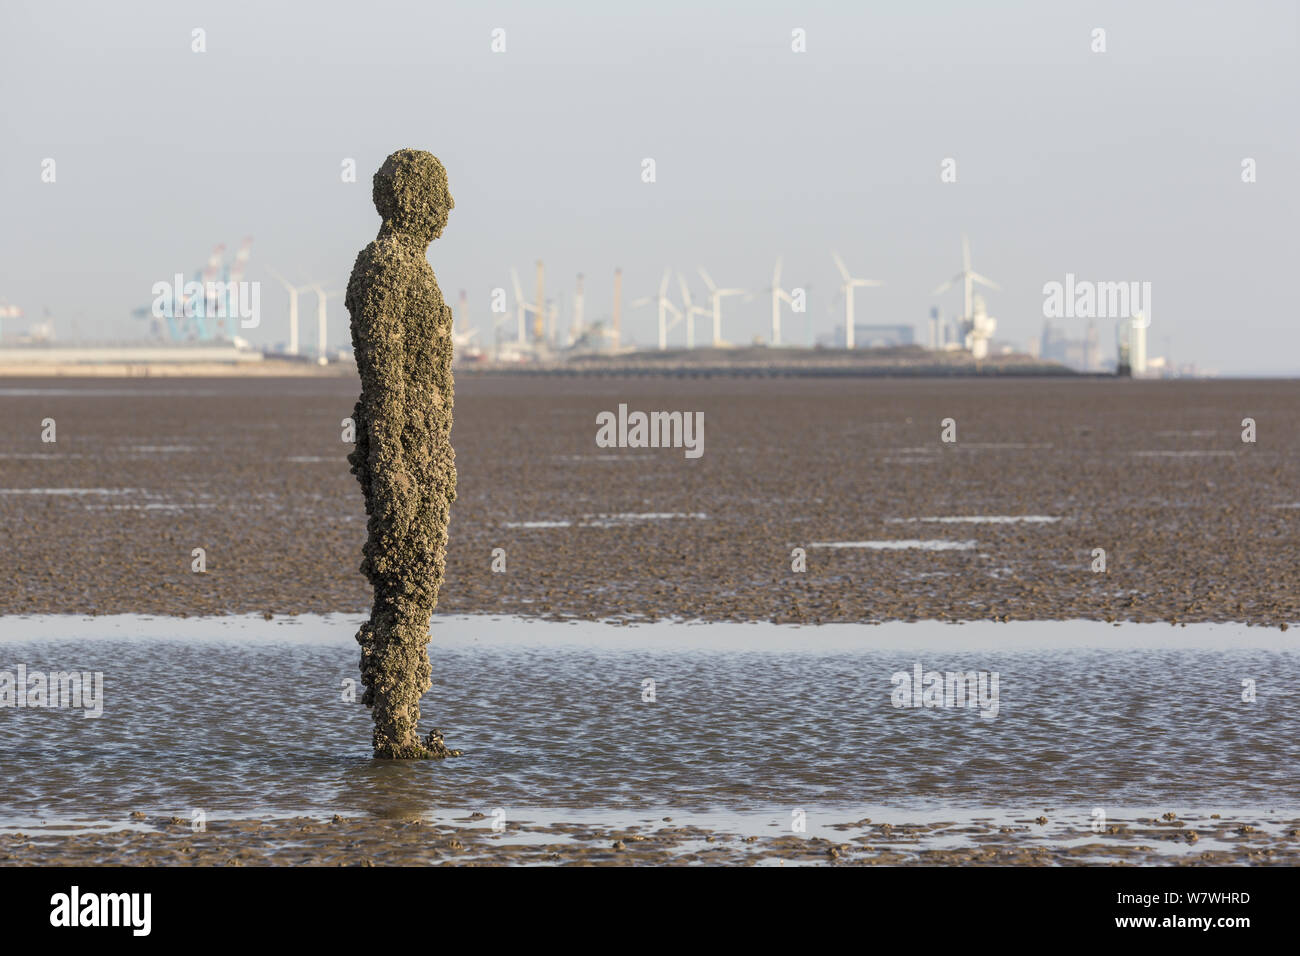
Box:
[971, 273, 1000, 290]
[831, 251, 850, 281]
[677, 273, 693, 306]
[698, 267, 717, 290]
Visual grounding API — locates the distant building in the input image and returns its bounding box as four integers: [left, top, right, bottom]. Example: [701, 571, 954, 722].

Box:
[817, 324, 917, 349]
[1040, 320, 1102, 371]
[1114, 317, 1149, 377]
[852, 324, 914, 348]
[1084, 320, 1101, 371]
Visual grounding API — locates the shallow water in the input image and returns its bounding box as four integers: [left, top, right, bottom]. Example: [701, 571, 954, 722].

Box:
[0, 616, 1296, 832]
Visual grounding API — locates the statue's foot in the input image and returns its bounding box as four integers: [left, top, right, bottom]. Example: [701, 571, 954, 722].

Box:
[372, 729, 462, 760]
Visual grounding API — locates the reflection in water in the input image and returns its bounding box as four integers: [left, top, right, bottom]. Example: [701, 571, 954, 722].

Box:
[0, 615, 1296, 829]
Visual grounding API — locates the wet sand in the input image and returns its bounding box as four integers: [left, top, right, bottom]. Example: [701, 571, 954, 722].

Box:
[10, 617, 1293, 826]
[5, 811, 1297, 866]
[0, 375, 1296, 626]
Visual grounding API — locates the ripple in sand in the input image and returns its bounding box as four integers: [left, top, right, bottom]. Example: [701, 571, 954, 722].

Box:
[1133, 450, 1236, 458]
[505, 513, 708, 529]
[808, 540, 977, 550]
[887, 516, 1060, 525]
[0, 488, 141, 496]
[581, 512, 707, 527]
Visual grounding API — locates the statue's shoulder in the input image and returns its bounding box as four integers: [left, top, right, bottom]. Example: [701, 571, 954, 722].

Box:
[351, 238, 432, 284]
[350, 238, 406, 278]
[348, 239, 421, 314]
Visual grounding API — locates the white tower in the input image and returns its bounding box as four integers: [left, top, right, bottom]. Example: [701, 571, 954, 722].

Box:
[631, 268, 683, 350]
[678, 274, 711, 349]
[933, 235, 999, 332]
[309, 285, 340, 364]
[1131, 314, 1148, 376]
[572, 274, 585, 346]
[832, 252, 884, 349]
[268, 268, 311, 356]
[771, 256, 793, 347]
[698, 268, 745, 348]
[966, 294, 997, 360]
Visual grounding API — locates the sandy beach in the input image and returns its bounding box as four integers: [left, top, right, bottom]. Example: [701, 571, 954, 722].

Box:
[4, 376, 1297, 869]
[1, 375, 1296, 626]
[6, 811, 1297, 866]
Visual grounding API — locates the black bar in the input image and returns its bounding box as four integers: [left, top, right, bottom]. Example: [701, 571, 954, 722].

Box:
[0, 865, 1279, 942]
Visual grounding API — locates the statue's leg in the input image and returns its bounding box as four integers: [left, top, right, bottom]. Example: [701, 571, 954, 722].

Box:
[365, 617, 434, 758]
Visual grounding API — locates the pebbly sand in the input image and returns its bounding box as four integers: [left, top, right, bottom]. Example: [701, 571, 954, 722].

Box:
[3, 614, 1297, 867]
[3, 376, 1296, 867]
[0, 375, 1296, 627]
[5, 811, 1298, 866]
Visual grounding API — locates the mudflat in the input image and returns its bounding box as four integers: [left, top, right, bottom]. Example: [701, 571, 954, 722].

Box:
[5, 812, 1296, 867]
[1, 375, 1295, 625]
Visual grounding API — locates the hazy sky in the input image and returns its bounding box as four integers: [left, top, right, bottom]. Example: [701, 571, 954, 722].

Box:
[2, 0, 1296, 373]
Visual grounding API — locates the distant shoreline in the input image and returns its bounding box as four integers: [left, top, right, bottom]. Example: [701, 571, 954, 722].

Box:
[0, 344, 1090, 378]
[0, 359, 353, 378]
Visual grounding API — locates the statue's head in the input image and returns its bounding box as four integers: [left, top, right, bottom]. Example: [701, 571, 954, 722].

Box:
[372, 149, 454, 244]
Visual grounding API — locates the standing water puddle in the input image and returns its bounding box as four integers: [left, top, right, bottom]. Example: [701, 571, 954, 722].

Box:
[0, 615, 1296, 857]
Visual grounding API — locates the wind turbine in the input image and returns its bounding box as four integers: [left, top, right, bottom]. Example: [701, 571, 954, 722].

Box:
[677, 274, 711, 349]
[933, 235, 999, 326]
[831, 252, 884, 349]
[631, 268, 683, 350]
[267, 267, 312, 355]
[308, 285, 342, 364]
[698, 268, 745, 348]
[770, 256, 793, 347]
[510, 268, 538, 345]
[933, 235, 999, 360]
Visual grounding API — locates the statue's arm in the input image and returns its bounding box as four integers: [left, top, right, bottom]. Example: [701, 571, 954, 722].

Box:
[348, 254, 409, 532]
